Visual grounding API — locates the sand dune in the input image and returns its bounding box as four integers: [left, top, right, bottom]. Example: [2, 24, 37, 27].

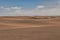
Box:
[0, 16, 60, 40]
[0, 16, 60, 30]
[0, 26, 60, 40]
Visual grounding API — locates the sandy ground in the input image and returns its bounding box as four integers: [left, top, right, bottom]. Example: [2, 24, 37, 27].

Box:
[0, 16, 60, 40]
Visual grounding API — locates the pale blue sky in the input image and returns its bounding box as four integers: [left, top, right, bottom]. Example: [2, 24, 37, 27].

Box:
[0, 0, 60, 16]
[0, 0, 59, 9]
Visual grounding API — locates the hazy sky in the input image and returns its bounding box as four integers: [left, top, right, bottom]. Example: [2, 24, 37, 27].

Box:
[0, 0, 60, 16]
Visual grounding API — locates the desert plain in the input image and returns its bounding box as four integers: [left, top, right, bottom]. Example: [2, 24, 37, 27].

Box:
[0, 16, 60, 40]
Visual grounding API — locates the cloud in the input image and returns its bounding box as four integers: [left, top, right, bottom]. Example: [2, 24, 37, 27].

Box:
[0, 6, 24, 16]
[0, 4, 60, 16]
[35, 5, 45, 9]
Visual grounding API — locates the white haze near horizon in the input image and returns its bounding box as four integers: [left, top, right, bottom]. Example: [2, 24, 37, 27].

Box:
[0, 1, 60, 16]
